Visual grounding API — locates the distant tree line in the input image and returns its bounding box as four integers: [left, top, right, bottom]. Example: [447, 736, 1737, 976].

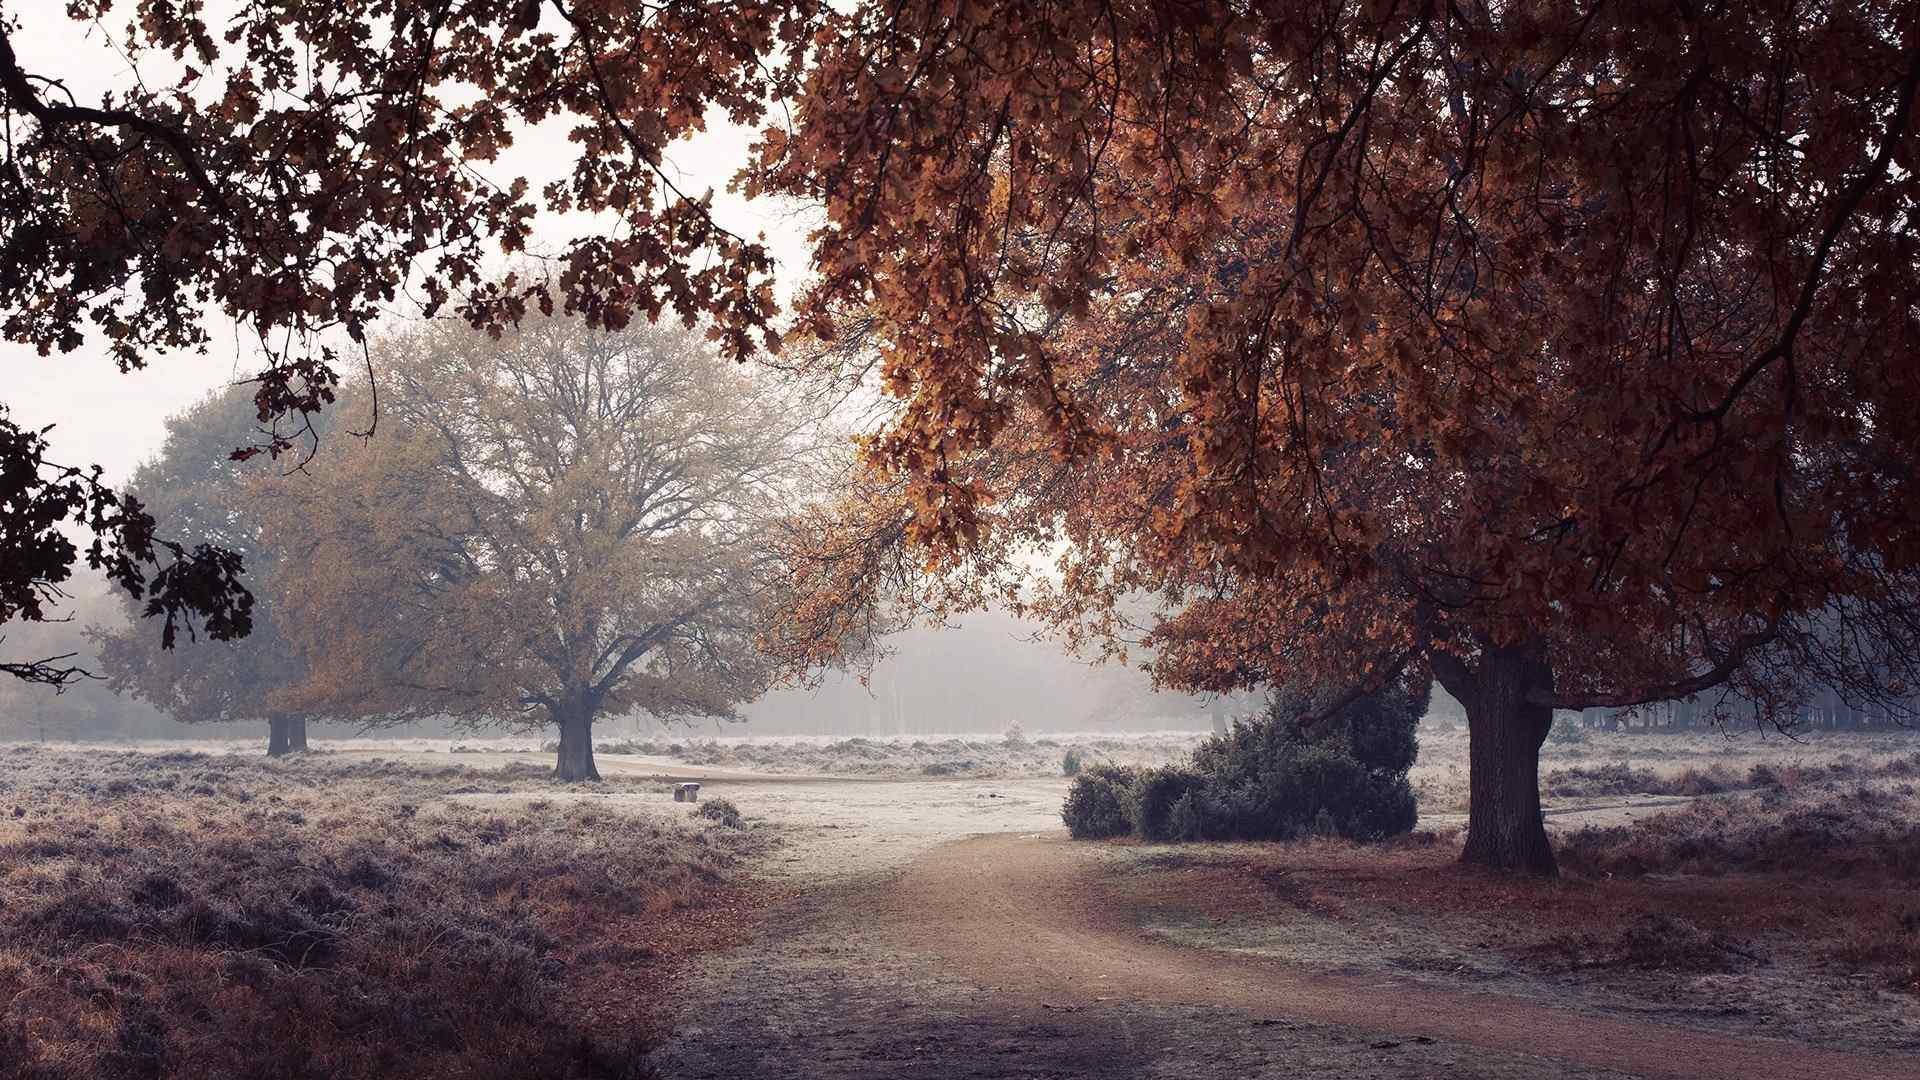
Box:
[1576, 691, 1914, 732]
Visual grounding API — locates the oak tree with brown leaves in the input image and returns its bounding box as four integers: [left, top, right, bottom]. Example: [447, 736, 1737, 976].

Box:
[757, 1, 1920, 874]
[9, 1, 1920, 872]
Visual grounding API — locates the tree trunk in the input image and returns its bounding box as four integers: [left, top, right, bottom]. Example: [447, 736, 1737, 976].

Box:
[1438, 643, 1558, 876]
[267, 715, 293, 756]
[553, 701, 600, 782]
[268, 715, 310, 755]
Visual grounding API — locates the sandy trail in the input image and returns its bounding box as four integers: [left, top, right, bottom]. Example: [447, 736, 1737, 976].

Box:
[889, 832, 1915, 1080]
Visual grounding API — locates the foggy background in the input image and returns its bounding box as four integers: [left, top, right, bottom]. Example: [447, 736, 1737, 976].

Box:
[0, 578, 1256, 742]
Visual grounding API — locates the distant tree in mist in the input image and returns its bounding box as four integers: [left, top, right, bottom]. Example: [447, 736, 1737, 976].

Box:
[0, 581, 168, 742]
[259, 319, 829, 780]
[92, 387, 317, 755]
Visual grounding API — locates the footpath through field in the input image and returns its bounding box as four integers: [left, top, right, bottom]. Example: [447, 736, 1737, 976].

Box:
[632, 771, 1916, 1079]
[888, 832, 1913, 1080]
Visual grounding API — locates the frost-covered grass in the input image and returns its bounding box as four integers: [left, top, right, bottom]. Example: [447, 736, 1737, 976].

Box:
[0, 747, 763, 1080]
[1410, 725, 1920, 812]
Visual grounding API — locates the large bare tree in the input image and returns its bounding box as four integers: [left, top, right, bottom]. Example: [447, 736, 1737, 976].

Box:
[262, 318, 826, 780]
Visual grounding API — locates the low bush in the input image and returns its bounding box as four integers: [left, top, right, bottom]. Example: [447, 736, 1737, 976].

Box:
[1061, 765, 1138, 839]
[1065, 682, 1424, 844]
[596, 738, 668, 756]
[1061, 747, 1086, 776]
[1544, 762, 1666, 797]
[1545, 713, 1588, 746]
[698, 797, 744, 829]
[1130, 766, 1207, 841]
[1545, 762, 1742, 798]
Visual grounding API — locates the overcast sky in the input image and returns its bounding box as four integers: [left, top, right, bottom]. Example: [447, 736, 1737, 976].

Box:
[2, 8, 813, 485]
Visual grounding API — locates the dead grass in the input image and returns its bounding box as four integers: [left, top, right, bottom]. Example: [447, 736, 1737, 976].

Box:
[1528, 912, 1766, 975]
[584, 733, 1202, 778]
[1410, 727, 1920, 812]
[1557, 781, 1920, 880]
[0, 747, 768, 1080]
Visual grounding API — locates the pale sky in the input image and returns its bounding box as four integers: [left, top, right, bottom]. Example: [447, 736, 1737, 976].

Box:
[1, 7, 814, 485]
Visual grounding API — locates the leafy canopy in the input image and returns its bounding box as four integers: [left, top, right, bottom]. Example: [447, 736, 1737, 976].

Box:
[762, 0, 1920, 726]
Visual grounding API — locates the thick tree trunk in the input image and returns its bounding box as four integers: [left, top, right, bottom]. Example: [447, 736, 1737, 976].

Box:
[1438, 643, 1558, 876]
[268, 715, 310, 755]
[553, 702, 600, 782]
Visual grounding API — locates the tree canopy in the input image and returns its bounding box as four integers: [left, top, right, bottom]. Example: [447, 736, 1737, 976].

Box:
[92, 385, 315, 754]
[0, 0, 808, 674]
[759, 1, 1920, 873]
[258, 318, 826, 779]
[4, 1, 1919, 871]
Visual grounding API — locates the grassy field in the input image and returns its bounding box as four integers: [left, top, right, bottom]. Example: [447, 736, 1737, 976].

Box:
[0, 748, 765, 1080]
[2, 725, 1916, 1077]
[579, 730, 1205, 778]
[1411, 724, 1920, 813]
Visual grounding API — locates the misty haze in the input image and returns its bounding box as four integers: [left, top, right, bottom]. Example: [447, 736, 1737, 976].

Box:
[2, 5, 1918, 1080]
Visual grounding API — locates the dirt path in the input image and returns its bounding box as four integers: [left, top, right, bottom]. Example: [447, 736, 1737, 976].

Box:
[889, 833, 1914, 1080]
[646, 768, 1917, 1078]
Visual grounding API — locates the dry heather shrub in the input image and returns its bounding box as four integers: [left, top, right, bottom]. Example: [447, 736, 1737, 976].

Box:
[1825, 910, 1920, 993]
[697, 797, 744, 829]
[0, 748, 761, 1080]
[1542, 762, 1743, 798]
[1558, 783, 1920, 880]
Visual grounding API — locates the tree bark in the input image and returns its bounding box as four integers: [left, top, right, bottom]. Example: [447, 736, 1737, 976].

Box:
[553, 700, 600, 781]
[267, 715, 291, 756]
[1436, 642, 1558, 876]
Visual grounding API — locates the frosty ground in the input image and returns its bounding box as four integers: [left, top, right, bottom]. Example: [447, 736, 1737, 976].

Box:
[3, 729, 1917, 1079]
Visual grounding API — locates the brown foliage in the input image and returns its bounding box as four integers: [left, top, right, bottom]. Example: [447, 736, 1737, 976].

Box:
[761, 3, 1920, 696]
[756, 3, 1920, 871]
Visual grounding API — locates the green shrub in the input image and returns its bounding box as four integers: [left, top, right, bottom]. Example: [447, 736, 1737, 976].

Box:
[1174, 681, 1423, 842]
[1061, 747, 1085, 776]
[1061, 765, 1138, 839]
[1131, 766, 1208, 841]
[1059, 682, 1423, 845]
